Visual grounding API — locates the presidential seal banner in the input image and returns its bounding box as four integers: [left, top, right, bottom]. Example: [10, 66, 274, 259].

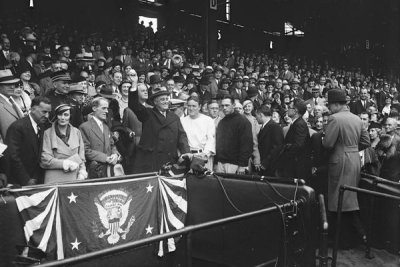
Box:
[11, 175, 187, 260]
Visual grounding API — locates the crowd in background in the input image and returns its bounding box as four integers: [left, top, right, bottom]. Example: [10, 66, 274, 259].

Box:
[0, 20, 399, 194]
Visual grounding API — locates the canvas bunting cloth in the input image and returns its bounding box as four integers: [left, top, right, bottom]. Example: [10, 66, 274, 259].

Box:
[12, 175, 187, 260]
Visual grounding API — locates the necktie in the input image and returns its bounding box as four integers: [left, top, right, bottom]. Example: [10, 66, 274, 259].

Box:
[314, 98, 317, 105]
[37, 125, 41, 140]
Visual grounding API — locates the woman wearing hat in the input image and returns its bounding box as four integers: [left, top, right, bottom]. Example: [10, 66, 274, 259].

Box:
[18, 65, 40, 100]
[10, 81, 31, 117]
[40, 104, 87, 184]
[243, 100, 261, 173]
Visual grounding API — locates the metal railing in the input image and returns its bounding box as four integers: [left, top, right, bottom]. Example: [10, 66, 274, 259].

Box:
[317, 194, 329, 267]
[38, 198, 305, 267]
[331, 185, 400, 267]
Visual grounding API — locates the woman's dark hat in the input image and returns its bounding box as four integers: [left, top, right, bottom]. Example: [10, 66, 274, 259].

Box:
[54, 104, 72, 115]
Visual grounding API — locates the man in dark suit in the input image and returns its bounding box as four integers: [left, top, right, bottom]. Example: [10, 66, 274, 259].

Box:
[280, 62, 294, 83]
[277, 100, 311, 181]
[131, 50, 151, 73]
[5, 97, 52, 186]
[229, 76, 247, 102]
[255, 105, 284, 175]
[114, 46, 133, 67]
[350, 88, 374, 115]
[129, 87, 190, 173]
[79, 97, 120, 178]
[194, 76, 212, 105]
[0, 37, 11, 69]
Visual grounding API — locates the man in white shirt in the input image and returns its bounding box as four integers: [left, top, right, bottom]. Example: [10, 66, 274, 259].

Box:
[181, 96, 216, 169]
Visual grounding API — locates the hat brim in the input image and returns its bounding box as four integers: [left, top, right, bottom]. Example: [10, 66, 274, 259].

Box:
[99, 93, 116, 99]
[0, 78, 21, 84]
[150, 91, 170, 100]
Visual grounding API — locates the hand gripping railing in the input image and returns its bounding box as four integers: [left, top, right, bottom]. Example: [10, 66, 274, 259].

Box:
[331, 185, 400, 267]
[37, 198, 305, 267]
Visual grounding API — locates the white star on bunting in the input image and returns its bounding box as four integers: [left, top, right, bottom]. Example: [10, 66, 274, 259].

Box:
[145, 224, 153, 234]
[67, 192, 78, 203]
[146, 184, 153, 193]
[71, 238, 81, 250]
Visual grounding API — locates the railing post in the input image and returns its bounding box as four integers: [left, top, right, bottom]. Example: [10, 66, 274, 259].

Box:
[186, 232, 193, 267]
[332, 186, 345, 267]
[318, 194, 329, 267]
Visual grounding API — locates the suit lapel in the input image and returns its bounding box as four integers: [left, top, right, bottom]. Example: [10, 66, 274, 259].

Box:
[90, 118, 105, 144]
[23, 117, 40, 155]
[0, 97, 19, 119]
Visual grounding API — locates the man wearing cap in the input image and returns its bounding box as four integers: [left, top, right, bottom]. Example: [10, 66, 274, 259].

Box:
[68, 83, 87, 114]
[322, 89, 370, 244]
[169, 98, 186, 118]
[194, 76, 212, 105]
[148, 74, 162, 100]
[128, 87, 190, 173]
[305, 87, 325, 110]
[5, 96, 52, 186]
[0, 69, 24, 140]
[46, 70, 83, 127]
[230, 76, 247, 102]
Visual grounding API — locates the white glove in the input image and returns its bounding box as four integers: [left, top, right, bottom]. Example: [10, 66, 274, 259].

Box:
[63, 160, 79, 172]
[77, 169, 88, 180]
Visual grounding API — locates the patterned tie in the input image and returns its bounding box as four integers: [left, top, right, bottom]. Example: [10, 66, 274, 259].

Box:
[37, 125, 41, 140]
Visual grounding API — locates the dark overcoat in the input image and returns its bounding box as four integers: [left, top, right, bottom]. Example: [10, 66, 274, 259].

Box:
[129, 90, 190, 173]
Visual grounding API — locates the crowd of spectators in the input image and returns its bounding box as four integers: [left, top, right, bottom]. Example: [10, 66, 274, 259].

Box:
[0, 19, 399, 195]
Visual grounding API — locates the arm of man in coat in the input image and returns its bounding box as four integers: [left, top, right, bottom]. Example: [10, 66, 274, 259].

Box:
[286, 120, 309, 157]
[359, 126, 370, 151]
[5, 124, 31, 184]
[262, 124, 284, 169]
[128, 89, 149, 123]
[322, 116, 339, 150]
[177, 119, 190, 154]
[238, 119, 254, 167]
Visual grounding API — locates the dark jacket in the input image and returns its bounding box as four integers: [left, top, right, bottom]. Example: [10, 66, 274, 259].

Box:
[5, 116, 45, 185]
[216, 112, 253, 167]
[258, 119, 284, 175]
[128, 90, 190, 173]
[277, 117, 311, 180]
[350, 100, 374, 115]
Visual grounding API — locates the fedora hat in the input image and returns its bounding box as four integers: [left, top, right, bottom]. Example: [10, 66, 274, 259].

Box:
[0, 69, 20, 84]
[150, 87, 169, 101]
[99, 86, 116, 99]
[247, 86, 258, 98]
[149, 74, 162, 85]
[327, 89, 346, 104]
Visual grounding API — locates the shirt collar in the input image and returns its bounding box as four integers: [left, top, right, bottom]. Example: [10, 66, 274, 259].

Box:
[92, 116, 103, 129]
[29, 114, 38, 133]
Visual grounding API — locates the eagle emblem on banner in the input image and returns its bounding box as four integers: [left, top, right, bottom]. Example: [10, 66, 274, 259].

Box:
[95, 189, 136, 245]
